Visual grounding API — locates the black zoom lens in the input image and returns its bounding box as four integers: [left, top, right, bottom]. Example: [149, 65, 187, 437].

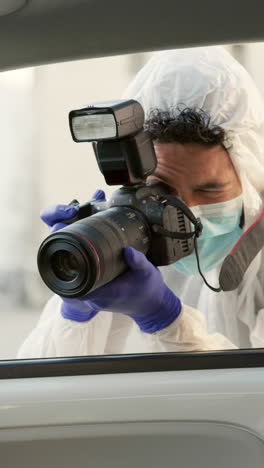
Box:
[50, 250, 79, 281]
[37, 207, 151, 298]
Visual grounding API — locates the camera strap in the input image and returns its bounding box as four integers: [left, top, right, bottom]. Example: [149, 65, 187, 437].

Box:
[219, 207, 264, 291]
[152, 195, 222, 293]
[151, 195, 203, 239]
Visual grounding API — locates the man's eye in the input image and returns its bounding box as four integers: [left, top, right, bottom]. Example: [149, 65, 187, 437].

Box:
[198, 188, 225, 193]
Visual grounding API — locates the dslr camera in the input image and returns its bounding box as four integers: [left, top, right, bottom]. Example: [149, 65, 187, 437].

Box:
[37, 100, 202, 298]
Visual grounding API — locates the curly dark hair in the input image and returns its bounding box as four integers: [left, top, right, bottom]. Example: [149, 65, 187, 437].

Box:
[144, 107, 226, 146]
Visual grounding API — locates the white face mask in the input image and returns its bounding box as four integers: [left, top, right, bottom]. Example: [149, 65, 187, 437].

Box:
[173, 195, 244, 275]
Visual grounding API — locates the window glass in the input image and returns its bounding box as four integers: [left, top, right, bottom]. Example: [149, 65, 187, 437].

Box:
[1, 44, 264, 359]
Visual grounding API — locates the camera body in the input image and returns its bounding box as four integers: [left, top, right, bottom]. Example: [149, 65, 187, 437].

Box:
[38, 181, 194, 298]
[37, 100, 199, 298]
[67, 181, 194, 266]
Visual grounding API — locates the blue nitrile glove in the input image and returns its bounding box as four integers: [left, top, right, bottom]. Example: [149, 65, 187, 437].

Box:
[41, 189, 106, 234]
[40, 192, 182, 333]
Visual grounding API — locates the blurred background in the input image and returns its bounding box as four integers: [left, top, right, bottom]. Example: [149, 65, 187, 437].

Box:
[0, 43, 263, 359]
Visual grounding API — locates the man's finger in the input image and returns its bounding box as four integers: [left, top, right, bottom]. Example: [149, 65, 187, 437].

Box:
[92, 190, 106, 201]
[50, 222, 68, 233]
[40, 205, 78, 227]
[124, 246, 150, 271]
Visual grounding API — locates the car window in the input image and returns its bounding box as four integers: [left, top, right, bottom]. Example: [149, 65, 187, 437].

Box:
[1, 44, 264, 360]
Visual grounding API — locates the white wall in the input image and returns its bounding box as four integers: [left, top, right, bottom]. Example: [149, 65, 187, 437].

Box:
[35, 55, 138, 211]
[242, 43, 264, 98]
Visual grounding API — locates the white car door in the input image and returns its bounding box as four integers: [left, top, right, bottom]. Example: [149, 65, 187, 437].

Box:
[0, 1, 264, 467]
[0, 352, 264, 467]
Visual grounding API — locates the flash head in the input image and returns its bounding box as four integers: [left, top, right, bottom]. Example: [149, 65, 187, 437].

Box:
[69, 99, 144, 142]
[69, 99, 157, 185]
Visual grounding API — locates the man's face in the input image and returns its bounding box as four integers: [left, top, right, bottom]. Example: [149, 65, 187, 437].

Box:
[151, 142, 242, 206]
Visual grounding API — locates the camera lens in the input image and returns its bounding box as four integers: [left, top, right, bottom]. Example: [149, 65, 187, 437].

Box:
[37, 233, 97, 298]
[51, 250, 79, 282]
[38, 206, 150, 298]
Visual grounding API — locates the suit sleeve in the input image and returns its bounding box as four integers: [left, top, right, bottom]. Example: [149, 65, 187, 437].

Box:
[17, 295, 113, 358]
[123, 303, 237, 353]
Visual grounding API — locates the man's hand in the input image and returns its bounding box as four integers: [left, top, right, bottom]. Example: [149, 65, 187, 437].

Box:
[40, 192, 182, 333]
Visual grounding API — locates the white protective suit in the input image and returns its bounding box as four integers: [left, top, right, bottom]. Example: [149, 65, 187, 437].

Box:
[18, 46, 264, 358]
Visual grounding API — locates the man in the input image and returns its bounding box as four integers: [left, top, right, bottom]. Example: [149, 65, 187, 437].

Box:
[17, 46, 264, 358]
